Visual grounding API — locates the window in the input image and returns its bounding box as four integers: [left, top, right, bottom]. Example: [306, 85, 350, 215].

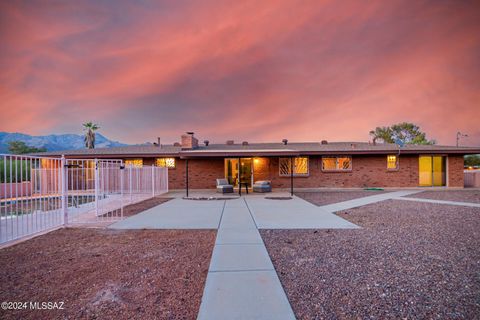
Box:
[387, 155, 398, 170]
[322, 156, 352, 171]
[279, 157, 309, 176]
[125, 159, 143, 167]
[156, 158, 176, 168]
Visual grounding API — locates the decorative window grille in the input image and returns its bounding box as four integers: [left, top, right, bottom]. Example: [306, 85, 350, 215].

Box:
[387, 155, 398, 170]
[156, 158, 176, 168]
[322, 156, 352, 171]
[125, 159, 143, 167]
[279, 157, 309, 176]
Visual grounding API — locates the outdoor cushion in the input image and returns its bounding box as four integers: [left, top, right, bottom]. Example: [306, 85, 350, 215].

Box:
[217, 179, 230, 186]
[253, 181, 272, 193]
[217, 178, 234, 193]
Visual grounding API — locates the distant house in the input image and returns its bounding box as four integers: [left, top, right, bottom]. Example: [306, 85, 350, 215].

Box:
[38, 132, 480, 189]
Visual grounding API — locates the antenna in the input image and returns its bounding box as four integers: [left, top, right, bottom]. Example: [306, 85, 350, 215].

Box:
[456, 131, 468, 147]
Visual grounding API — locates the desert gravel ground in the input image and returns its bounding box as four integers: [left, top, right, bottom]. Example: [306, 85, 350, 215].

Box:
[408, 190, 480, 204]
[262, 199, 480, 319]
[295, 190, 386, 206]
[0, 228, 216, 320]
[119, 196, 173, 217]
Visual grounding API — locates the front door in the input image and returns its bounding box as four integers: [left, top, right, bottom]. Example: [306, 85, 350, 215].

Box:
[225, 158, 253, 187]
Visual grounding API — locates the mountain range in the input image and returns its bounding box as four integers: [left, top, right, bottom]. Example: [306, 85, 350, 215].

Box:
[0, 132, 128, 153]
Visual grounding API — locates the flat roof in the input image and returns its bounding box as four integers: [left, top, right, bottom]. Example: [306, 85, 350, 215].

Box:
[34, 141, 480, 158]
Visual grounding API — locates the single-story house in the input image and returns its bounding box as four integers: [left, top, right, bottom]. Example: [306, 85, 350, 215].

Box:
[38, 132, 480, 190]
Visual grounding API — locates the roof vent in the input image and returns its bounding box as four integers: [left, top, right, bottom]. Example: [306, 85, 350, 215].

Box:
[321, 140, 328, 145]
[173, 142, 181, 147]
[282, 139, 288, 145]
[204, 140, 209, 146]
[242, 141, 248, 146]
[226, 140, 234, 145]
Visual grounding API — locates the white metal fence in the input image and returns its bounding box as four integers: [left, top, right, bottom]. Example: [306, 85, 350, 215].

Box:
[464, 170, 480, 188]
[0, 154, 168, 244]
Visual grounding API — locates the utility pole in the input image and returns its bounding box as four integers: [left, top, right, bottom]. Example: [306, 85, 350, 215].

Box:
[456, 131, 468, 147]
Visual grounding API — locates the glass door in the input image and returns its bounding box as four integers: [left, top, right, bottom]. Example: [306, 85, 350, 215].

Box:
[240, 158, 253, 187]
[419, 156, 446, 187]
[224, 158, 253, 187]
[225, 159, 239, 187]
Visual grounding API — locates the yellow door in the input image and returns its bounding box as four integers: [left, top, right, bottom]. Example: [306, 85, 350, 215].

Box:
[419, 156, 433, 186]
[419, 156, 446, 186]
[432, 156, 446, 186]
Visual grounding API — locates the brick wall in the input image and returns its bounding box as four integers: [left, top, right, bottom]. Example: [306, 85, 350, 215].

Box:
[136, 154, 464, 190]
[168, 158, 224, 189]
[253, 155, 419, 188]
[447, 155, 464, 187]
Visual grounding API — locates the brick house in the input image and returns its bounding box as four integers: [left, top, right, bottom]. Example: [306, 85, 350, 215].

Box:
[40, 132, 480, 190]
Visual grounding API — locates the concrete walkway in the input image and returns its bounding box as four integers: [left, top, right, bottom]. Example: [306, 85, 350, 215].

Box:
[394, 196, 480, 208]
[318, 190, 424, 212]
[197, 198, 296, 320]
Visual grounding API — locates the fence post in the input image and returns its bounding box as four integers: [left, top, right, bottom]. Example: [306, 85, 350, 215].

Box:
[94, 159, 99, 216]
[61, 155, 68, 225]
[151, 166, 155, 197]
[129, 166, 132, 204]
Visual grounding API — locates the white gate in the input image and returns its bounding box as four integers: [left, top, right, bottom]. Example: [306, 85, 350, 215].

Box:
[0, 154, 169, 244]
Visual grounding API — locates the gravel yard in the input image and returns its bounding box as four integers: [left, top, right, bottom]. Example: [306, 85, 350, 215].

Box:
[120, 196, 172, 217]
[408, 190, 480, 204]
[0, 228, 216, 320]
[295, 190, 386, 206]
[262, 199, 480, 319]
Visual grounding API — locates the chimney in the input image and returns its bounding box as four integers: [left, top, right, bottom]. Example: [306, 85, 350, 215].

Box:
[282, 139, 288, 145]
[226, 140, 234, 145]
[321, 140, 328, 145]
[153, 137, 161, 147]
[204, 140, 209, 146]
[181, 132, 199, 149]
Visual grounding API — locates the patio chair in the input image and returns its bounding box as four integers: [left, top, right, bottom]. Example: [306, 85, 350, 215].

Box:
[216, 178, 234, 193]
[253, 180, 272, 193]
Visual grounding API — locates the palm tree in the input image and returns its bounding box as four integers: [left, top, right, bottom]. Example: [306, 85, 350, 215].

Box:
[83, 122, 100, 149]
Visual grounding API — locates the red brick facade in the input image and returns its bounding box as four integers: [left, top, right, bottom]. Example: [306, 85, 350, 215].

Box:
[447, 155, 464, 187]
[148, 154, 465, 189]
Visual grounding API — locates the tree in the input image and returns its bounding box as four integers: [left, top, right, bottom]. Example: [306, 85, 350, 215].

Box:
[83, 122, 100, 149]
[465, 155, 480, 167]
[369, 122, 436, 145]
[8, 141, 47, 154]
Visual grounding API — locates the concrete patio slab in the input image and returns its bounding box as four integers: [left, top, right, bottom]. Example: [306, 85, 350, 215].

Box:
[246, 196, 359, 229]
[197, 270, 295, 320]
[209, 243, 273, 272]
[216, 228, 263, 245]
[109, 198, 224, 229]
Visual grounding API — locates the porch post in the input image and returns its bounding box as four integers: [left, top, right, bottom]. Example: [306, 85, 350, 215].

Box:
[290, 156, 294, 196]
[185, 159, 189, 197]
[238, 157, 241, 196]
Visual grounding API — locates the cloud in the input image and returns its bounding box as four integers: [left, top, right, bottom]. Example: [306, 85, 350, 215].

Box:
[0, 0, 479, 146]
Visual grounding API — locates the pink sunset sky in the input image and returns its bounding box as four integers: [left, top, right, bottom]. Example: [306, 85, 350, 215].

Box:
[0, 0, 479, 146]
